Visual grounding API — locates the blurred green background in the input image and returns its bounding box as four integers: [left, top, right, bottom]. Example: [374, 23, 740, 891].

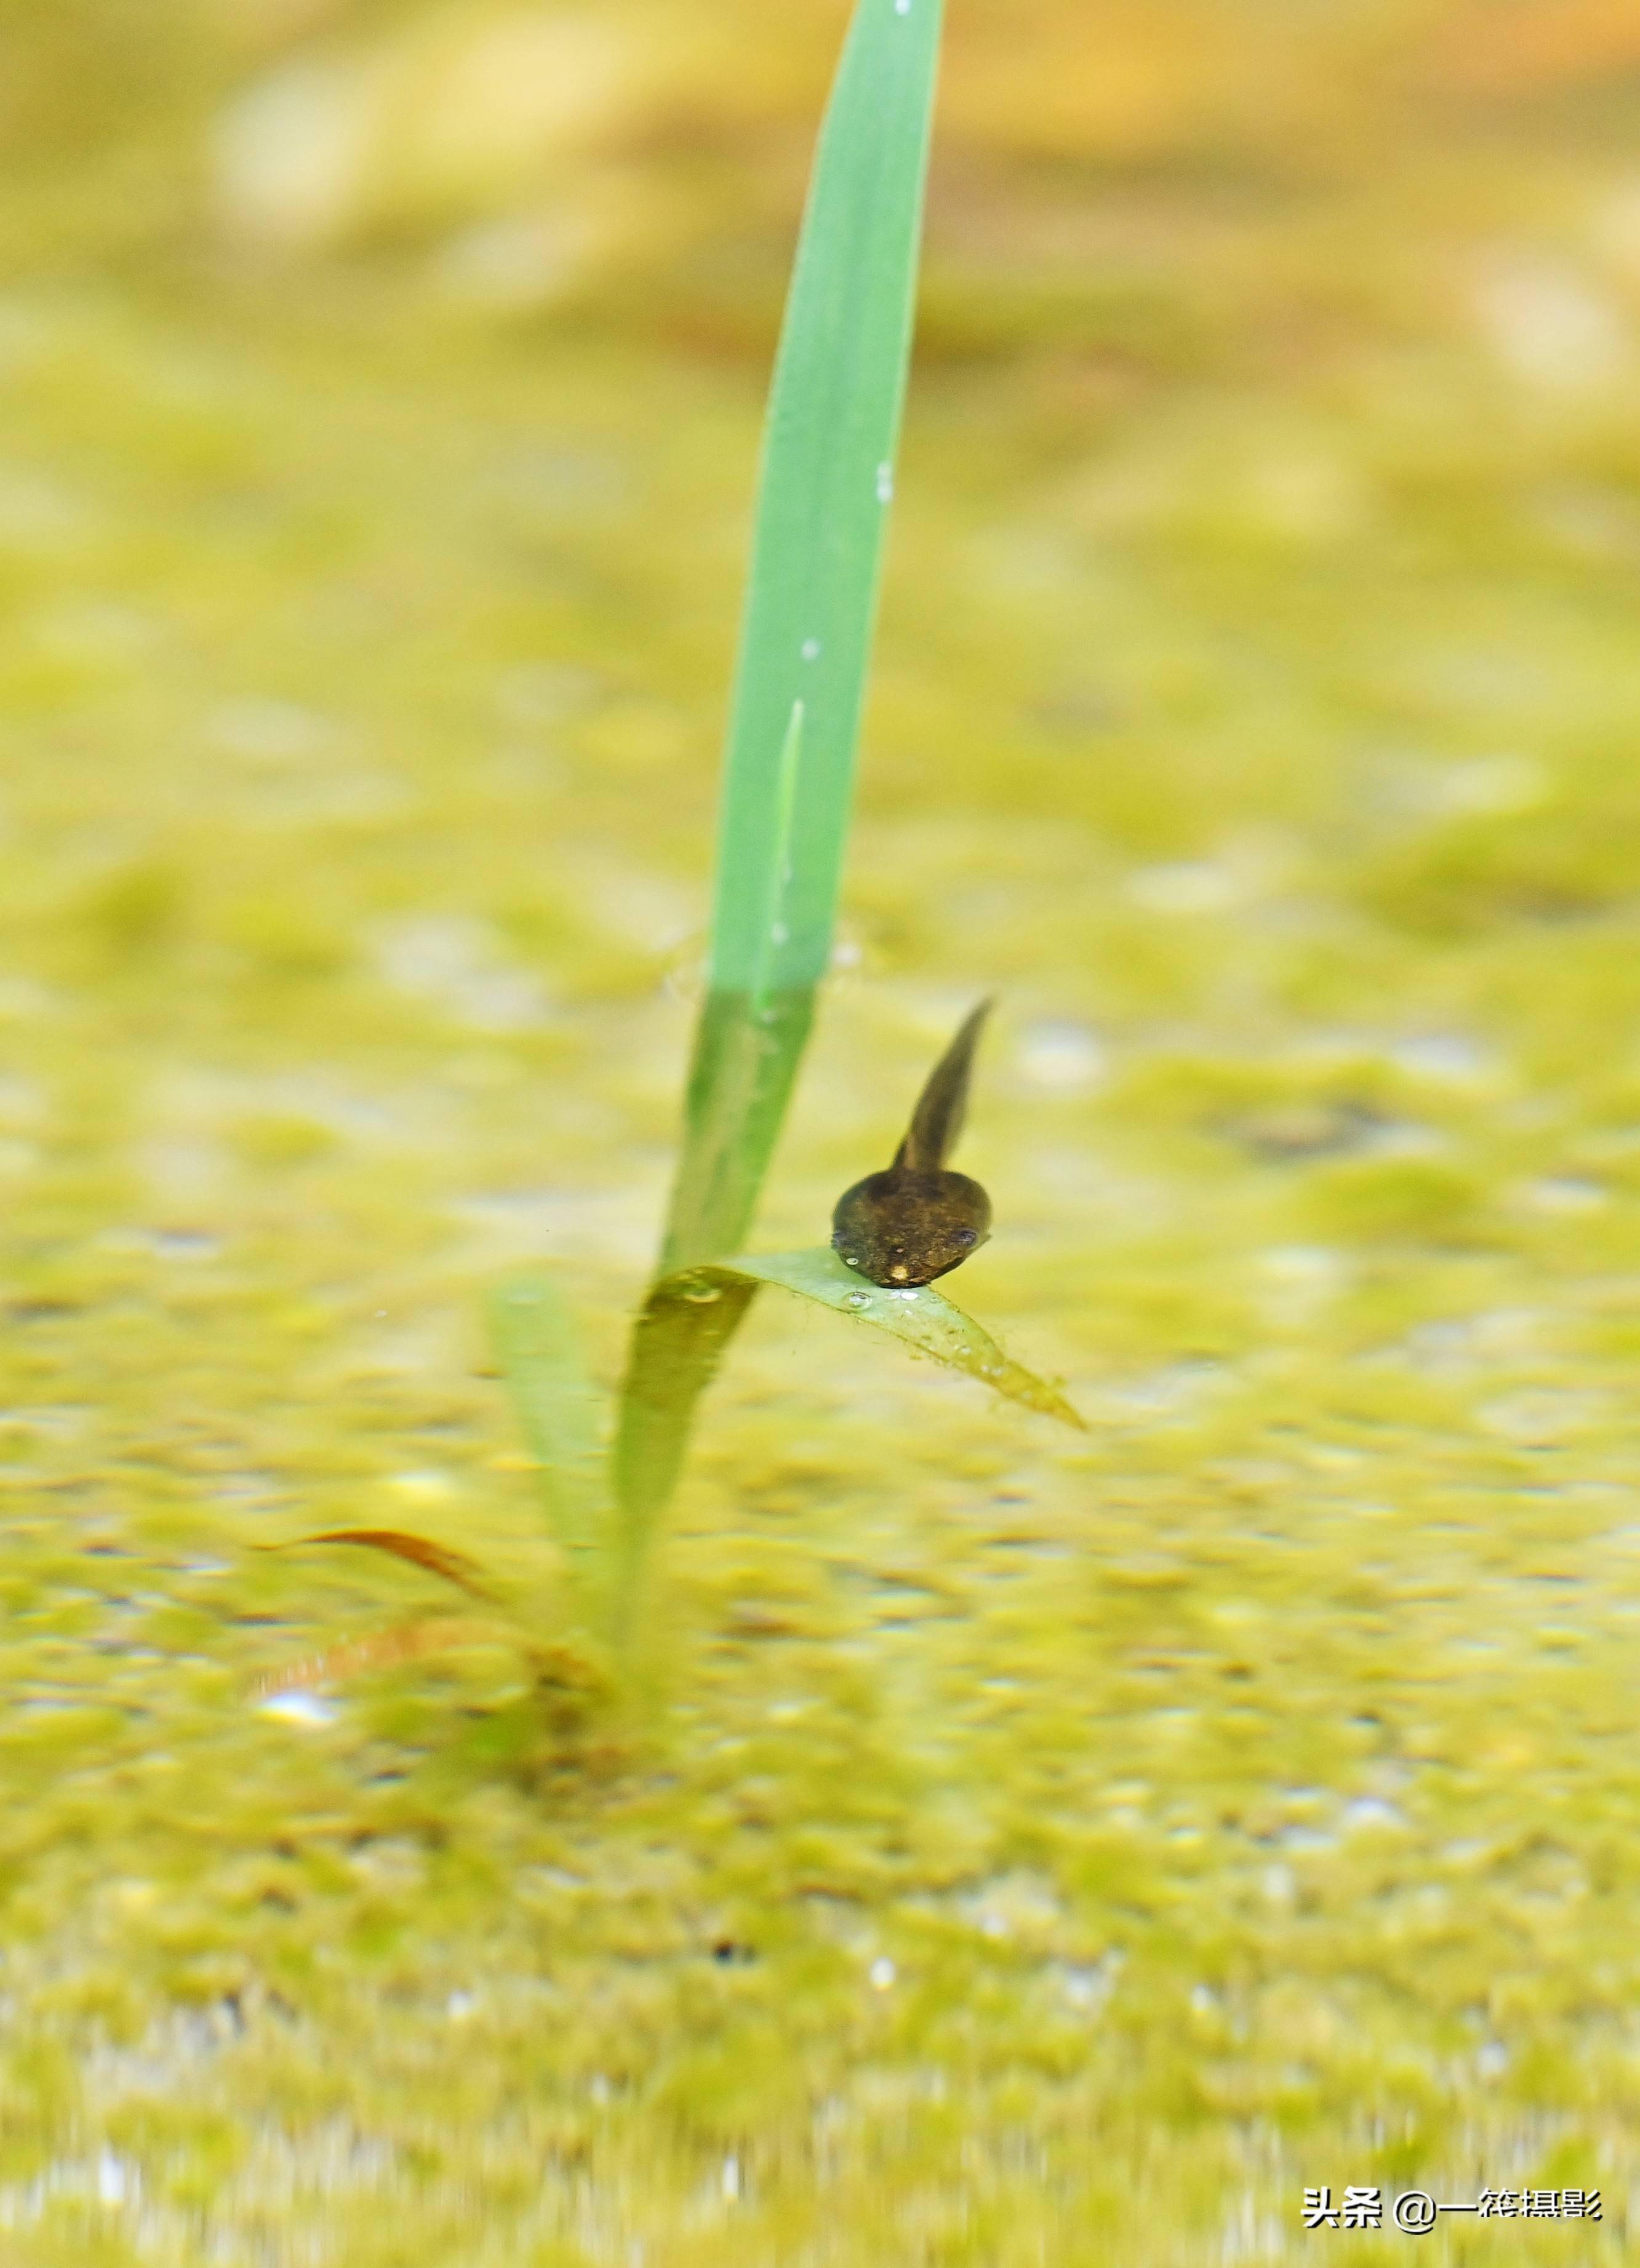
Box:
[4, 1, 1640, 2260]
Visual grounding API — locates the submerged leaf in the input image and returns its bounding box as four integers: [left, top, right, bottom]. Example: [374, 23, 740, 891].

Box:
[671, 1248, 1085, 1429]
[252, 1617, 613, 1739]
[252, 1615, 518, 1699]
[488, 1273, 609, 1576]
[611, 1269, 761, 1646]
[276, 1528, 497, 1599]
[604, 1239, 1078, 1656]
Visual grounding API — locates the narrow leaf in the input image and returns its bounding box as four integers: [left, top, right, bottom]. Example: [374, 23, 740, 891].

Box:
[659, 988, 812, 1277]
[253, 1615, 518, 1699]
[709, 0, 943, 1002]
[614, 0, 947, 1639]
[611, 1271, 759, 1645]
[274, 1528, 497, 1599]
[672, 1248, 1086, 1430]
[665, 0, 944, 1271]
[488, 1274, 609, 1584]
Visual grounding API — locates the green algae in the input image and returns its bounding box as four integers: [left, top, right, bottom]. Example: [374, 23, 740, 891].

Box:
[1, 0, 1640, 2261]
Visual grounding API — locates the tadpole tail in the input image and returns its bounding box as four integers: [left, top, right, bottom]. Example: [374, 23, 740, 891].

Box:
[894, 997, 994, 1172]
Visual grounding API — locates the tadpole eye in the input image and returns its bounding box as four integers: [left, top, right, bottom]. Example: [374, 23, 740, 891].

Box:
[954, 1228, 977, 1247]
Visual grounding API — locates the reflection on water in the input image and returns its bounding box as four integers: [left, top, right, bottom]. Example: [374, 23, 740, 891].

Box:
[2, 0, 1639, 2258]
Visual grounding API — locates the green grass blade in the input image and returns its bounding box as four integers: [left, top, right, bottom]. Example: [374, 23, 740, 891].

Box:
[607, 0, 945, 1645]
[686, 1249, 1087, 1430]
[660, 988, 813, 1277]
[710, 0, 942, 1002]
[488, 1274, 610, 1615]
[610, 1271, 761, 1648]
[607, 1232, 1087, 1659]
[663, 0, 944, 1271]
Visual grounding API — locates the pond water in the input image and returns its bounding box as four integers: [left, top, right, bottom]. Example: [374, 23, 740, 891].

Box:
[2, 3, 1639, 2261]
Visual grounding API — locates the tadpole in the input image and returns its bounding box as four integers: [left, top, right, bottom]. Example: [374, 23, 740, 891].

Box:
[831, 999, 993, 1287]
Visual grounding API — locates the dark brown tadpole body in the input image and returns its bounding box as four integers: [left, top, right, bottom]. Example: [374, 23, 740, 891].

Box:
[831, 1000, 994, 1288]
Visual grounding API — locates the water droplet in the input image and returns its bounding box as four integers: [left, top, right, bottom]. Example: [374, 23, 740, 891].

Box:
[894, 0, 911, 14]
[682, 1284, 721, 1305]
[875, 461, 894, 503]
[844, 1291, 871, 1310]
[801, 637, 821, 661]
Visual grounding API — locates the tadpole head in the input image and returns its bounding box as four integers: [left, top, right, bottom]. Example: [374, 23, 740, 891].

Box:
[831, 1168, 991, 1288]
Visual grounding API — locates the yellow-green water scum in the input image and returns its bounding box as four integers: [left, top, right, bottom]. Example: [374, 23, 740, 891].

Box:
[4, 2, 1640, 2261]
